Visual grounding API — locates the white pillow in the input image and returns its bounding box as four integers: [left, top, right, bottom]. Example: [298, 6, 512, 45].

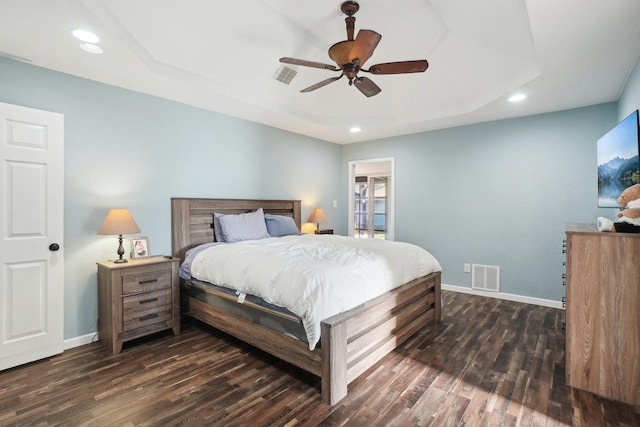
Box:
[218, 208, 270, 242]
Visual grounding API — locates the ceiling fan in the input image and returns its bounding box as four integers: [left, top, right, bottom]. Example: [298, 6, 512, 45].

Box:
[280, 1, 429, 97]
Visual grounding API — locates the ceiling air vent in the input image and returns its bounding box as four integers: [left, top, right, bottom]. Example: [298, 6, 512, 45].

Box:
[273, 66, 297, 85]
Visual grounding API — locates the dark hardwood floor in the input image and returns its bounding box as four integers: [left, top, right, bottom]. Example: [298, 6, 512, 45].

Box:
[1, 291, 639, 426]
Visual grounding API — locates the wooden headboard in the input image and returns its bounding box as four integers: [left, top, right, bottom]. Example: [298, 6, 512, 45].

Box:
[171, 198, 302, 261]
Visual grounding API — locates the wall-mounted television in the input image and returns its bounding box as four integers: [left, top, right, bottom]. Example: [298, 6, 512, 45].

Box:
[597, 110, 640, 207]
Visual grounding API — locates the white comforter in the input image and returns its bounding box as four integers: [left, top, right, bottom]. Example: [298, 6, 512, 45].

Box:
[189, 234, 441, 350]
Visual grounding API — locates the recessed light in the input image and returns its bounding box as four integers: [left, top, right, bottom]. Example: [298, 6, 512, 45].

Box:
[508, 93, 526, 102]
[72, 29, 100, 44]
[79, 43, 104, 55]
[349, 127, 361, 133]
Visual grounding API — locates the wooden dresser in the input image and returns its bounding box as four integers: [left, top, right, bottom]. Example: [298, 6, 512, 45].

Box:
[97, 256, 180, 354]
[565, 224, 640, 405]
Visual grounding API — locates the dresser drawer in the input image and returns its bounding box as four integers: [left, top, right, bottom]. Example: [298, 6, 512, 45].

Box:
[122, 269, 170, 295]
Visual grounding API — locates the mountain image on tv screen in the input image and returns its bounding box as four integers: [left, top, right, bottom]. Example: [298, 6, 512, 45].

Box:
[597, 110, 640, 207]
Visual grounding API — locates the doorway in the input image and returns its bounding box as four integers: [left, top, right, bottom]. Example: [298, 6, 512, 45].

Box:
[348, 158, 394, 240]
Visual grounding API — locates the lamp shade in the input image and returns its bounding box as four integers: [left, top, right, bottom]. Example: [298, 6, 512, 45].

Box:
[307, 208, 328, 225]
[97, 208, 141, 235]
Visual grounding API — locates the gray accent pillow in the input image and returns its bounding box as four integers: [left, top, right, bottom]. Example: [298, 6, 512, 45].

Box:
[213, 213, 225, 242]
[264, 213, 301, 237]
[218, 208, 270, 242]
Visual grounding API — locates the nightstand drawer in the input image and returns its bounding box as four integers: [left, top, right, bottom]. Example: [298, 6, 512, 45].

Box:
[122, 289, 171, 314]
[122, 269, 170, 295]
[122, 300, 171, 332]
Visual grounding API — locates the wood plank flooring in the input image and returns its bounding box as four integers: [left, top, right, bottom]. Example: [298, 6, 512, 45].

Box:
[1, 291, 639, 426]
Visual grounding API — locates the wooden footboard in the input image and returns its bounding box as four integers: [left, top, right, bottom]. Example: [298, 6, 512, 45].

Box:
[320, 271, 441, 404]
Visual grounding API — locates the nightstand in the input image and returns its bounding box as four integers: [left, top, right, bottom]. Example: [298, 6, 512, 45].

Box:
[97, 256, 180, 354]
[315, 229, 334, 235]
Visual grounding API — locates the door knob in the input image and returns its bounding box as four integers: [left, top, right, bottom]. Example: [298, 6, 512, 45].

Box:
[49, 243, 60, 251]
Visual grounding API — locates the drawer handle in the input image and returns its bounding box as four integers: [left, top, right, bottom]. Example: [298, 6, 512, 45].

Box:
[139, 313, 159, 321]
[139, 297, 159, 304]
[139, 279, 158, 285]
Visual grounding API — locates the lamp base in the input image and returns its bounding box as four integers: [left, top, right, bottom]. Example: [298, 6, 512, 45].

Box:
[115, 234, 128, 263]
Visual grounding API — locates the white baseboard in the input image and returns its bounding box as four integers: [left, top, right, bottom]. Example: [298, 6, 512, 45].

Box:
[63, 332, 98, 350]
[441, 283, 564, 309]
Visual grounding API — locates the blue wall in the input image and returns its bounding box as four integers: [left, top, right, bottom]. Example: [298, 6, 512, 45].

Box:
[1, 54, 639, 340]
[342, 104, 620, 301]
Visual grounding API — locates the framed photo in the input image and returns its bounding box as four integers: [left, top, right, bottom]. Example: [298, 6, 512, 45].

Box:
[131, 236, 150, 259]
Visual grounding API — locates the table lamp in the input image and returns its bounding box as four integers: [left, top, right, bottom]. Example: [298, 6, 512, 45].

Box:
[307, 208, 328, 233]
[97, 208, 141, 263]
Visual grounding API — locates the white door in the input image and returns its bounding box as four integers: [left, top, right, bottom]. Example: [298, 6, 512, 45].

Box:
[0, 102, 64, 370]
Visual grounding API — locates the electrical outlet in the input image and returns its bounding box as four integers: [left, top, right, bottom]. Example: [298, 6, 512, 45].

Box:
[464, 263, 471, 273]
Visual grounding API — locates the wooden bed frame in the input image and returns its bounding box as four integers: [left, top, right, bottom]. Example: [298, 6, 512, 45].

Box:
[171, 197, 441, 405]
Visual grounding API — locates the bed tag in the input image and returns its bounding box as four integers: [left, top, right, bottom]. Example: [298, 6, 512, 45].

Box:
[237, 292, 246, 304]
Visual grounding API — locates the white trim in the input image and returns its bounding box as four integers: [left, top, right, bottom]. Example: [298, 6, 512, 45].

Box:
[442, 283, 564, 309]
[63, 332, 98, 350]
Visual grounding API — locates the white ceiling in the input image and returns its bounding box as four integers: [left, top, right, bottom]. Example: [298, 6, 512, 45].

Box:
[1, 0, 639, 144]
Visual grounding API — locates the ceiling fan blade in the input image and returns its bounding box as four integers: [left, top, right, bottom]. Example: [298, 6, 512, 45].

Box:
[367, 60, 429, 74]
[354, 76, 381, 97]
[279, 57, 340, 71]
[349, 30, 382, 66]
[300, 75, 344, 93]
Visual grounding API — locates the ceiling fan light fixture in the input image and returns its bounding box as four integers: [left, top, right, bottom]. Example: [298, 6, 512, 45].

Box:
[328, 40, 354, 66]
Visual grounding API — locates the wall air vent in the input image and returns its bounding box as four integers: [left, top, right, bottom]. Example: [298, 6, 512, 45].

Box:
[471, 264, 500, 292]
[273, 66, 297, 85]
